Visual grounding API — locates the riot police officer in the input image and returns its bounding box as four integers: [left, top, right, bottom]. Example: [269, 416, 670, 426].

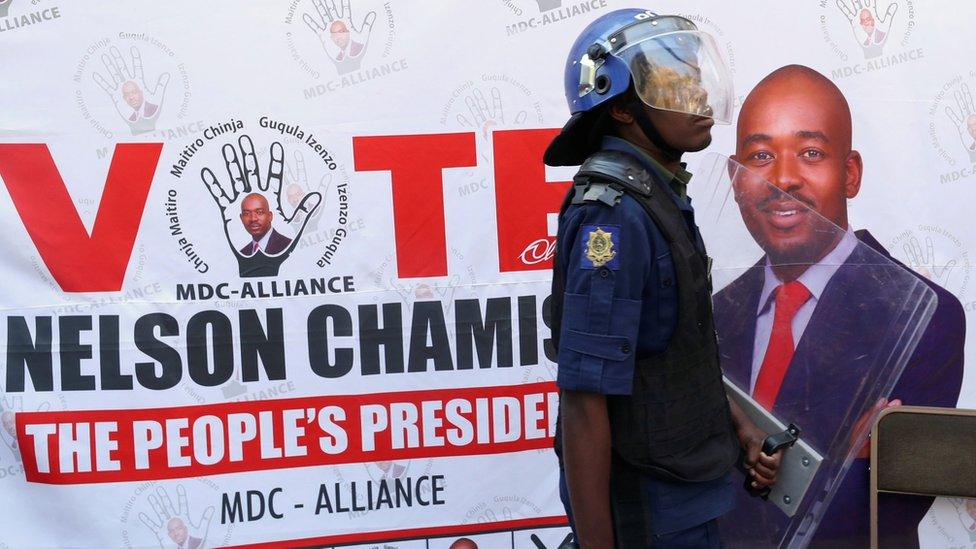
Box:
[546, 9, 780, 548]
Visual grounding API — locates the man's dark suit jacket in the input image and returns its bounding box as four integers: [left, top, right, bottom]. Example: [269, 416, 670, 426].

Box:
[713, 230, 965, 548]
[239, 228, 292, 256]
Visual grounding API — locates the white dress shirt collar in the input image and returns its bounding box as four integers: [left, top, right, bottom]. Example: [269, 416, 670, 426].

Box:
[253, 228, 274, 252]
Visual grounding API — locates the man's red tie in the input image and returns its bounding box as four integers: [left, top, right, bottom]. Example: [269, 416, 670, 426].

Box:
[251, 240, 260, 255]
[753, 280, 811, 410]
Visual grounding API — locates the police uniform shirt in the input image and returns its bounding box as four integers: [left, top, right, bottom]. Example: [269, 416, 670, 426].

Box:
[556, 136, 734, 535]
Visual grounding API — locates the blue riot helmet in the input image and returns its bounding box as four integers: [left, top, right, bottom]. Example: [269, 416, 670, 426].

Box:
[544, 9, 734, 166]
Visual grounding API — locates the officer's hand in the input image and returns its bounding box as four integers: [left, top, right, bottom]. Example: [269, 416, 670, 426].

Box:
[738, 423, 781, 489]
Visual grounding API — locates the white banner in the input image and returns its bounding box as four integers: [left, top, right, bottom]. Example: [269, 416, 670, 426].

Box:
[0, 1, 973, 547]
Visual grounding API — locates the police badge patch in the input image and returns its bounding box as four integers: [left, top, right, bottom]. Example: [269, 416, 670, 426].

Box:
[581, 224, 620, 269]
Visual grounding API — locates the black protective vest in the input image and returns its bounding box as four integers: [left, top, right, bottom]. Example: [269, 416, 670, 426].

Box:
[552, 151, 739, 483]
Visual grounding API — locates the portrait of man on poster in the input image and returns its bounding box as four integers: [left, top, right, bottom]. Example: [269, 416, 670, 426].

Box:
[712, 64, 966, 548]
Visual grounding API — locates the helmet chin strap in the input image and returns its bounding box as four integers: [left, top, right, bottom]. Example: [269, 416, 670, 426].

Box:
[628, 98, 682, 163]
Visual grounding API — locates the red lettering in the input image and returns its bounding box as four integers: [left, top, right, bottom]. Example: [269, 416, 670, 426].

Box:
[493, 129, 571, 272]
[0, 144, 162, 292]
[353, 133, 476, 278]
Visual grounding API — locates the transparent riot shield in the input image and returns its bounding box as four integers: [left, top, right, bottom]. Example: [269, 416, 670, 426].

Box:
[695, 154, 938, 549]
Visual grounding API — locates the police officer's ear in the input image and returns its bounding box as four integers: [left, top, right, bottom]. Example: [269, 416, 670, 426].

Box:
[844, 149, 863, 199]
[608, 101, 635, 125]
[607, 90, 640, 126]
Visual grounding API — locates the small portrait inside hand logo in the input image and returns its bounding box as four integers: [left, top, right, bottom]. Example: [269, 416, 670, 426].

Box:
[92, 45, 170, 135]
[303, 0, 376, 74]
[238, 193, 291, 257]
[166, 517, 201, 549]
[834, 0, 898, 59]
[137, 484, 215, 549]
[0, 0, 14, 19]
[201, 134, 322, 278]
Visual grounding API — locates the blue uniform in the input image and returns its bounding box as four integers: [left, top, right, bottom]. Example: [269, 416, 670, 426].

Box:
[556, 137, 734, 538]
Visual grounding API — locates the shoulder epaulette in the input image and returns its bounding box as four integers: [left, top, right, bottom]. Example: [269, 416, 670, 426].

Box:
[577, 150, 655, 197]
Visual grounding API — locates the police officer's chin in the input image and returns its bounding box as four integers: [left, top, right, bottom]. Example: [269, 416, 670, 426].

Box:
[686, 132, 713, 152]
[675, 116, 714, 152]
[668, 131, 712, 154]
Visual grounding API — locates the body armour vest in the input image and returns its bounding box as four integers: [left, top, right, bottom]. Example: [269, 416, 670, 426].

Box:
[551, 150, 739, 483]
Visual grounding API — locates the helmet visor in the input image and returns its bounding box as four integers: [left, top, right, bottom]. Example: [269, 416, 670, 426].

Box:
[614, 30, 733, 123]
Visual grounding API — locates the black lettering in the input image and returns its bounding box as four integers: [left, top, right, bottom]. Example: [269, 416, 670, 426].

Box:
[395, 477, 412, 506]
[60, 316, 95, 391]
[432, 474, 446, 504]
[5, 316, 53, 392]
[246, 490, 265, 521]
[415, 476, 430, 505]
[99, 315, 132, 390]
[307, 305, 354, 378]
[314, 484, 334, 514]
[268, 487, 284, 519]
[311, 278, 326, 294]
[239, 309, 286, 382]
[408, 302, 453, 372]
[358, 304, 404, 374]
[176, 284, 195, 301]
[542, 294, 556, 362]
[376, 479, 393, 508]
[518, 295, 539, 366]
[455, 298, 513, 369]
[327, 276, 342, 292]
[216, 283, 231, 299]
[221, 492, 244, 524]
[134, 313, 182, 390]
[187, 311, 234, 386]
